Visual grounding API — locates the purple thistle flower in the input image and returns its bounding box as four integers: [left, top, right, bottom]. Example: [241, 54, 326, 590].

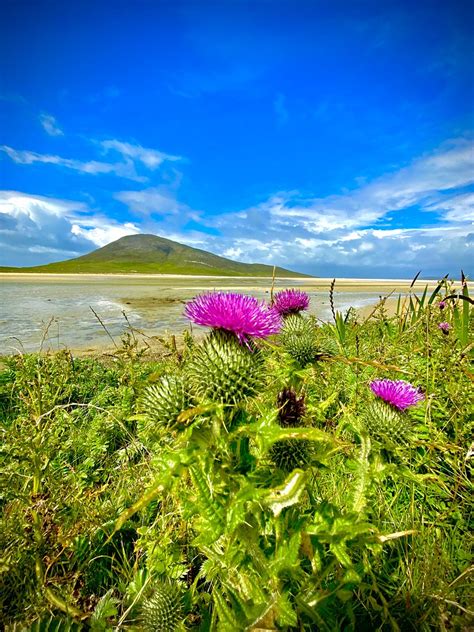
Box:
[184, 292, 281, 344]
[438, 321, 452, 334]
[370, 379, 424, 410]
[273, 289, 310, 316]
[438, 300, 446, 310]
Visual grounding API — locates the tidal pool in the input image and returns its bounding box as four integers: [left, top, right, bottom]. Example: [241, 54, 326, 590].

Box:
[0, 275, 411, 353]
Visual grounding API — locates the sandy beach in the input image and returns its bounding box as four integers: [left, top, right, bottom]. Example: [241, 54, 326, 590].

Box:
[0, 273, 441, 294]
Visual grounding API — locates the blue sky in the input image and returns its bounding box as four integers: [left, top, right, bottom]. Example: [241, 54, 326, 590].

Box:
[0, 0, 473, 277]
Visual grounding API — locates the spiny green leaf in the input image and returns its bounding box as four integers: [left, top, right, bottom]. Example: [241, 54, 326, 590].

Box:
[276, 592, 298, 627]
[27, 617, 83, 632]
[189, 462, 226, 540]
[213, 589, 241, 631]
[330, 541, 352, 568]
[265, 470, 307, 516]
[271, 531, 302, 573]
[90, 589, 119, 631]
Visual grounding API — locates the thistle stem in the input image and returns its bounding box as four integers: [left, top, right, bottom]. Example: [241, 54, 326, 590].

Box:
[352, 433, 371, 515]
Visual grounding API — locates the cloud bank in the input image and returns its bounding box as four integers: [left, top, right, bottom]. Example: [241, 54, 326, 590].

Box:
[0, 191, 139, 266]
[1, 137, 472, 277]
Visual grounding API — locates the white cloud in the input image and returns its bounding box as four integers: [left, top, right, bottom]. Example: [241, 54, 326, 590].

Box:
[0, 145, 146, 181]
[101, 140, 181, 169]
[264, 139, 474, 231]
[426, 191, 474, 223]
[29, 245, 80, 255]
[199, 138, 474, 276]
[223, 246, 244, 259]
[0, 191, 88, 221]
[0, 92, 28, 104]
[115, 186, 190, 217]
[39, 113, 63, 136]
[0, 190, 140, 266]
[71, 221, 140, 247]
[1, 138, 181, 182]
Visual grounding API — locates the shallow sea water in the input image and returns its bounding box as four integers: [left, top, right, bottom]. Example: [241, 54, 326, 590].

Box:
[0, 277, 393, 353]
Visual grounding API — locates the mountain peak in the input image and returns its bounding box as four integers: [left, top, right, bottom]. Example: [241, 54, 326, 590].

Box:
[2, 233, 311, 277]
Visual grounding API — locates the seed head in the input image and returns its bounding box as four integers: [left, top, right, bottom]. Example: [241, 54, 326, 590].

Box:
[277, 387, 306, 427]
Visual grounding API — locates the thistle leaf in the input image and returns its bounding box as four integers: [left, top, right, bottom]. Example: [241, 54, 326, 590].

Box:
[189, 462, 226, 541]
[213, 589, 241, 631]
[265, 470, 307, 516]
[276, 592, 298, 627]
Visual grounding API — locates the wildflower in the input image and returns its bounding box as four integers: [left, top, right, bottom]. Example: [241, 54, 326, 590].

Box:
[273, 288, 310, 316]
[438, 300, 446, 310]
[369, 379, 424, 410]
[438, 321, 452, 334]
[184, 292, 281, 344]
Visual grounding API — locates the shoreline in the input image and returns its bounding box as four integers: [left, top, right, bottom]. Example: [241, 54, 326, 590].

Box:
[0, 272, 441, 290]
[8, 297, 400, 359]
[0, 275, 442, 358]
[0, 274, 442, 302]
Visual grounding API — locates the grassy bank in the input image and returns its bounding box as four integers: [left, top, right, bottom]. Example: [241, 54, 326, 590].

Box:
[0, 278, 472, 630]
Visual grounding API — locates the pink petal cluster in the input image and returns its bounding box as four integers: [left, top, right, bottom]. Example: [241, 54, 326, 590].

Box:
[370, 379, 424, 410]
[438, 300, 446, 310]
[438, 321, 452, 333]
[273, 289, 310, 315]
[184, 292, 281, 343]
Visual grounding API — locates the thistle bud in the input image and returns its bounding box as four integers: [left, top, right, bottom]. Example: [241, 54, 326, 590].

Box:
[141, 375, 189, 428]
[269, 439, 313, 472]
[141, 582, 184, 632]
[186, 330, 264, 405]
[363, 399, 412, 441]
[280, 315, 320, 367]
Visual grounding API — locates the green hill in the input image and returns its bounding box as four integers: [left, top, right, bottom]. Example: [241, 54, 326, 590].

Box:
[0, 234, 310, 277]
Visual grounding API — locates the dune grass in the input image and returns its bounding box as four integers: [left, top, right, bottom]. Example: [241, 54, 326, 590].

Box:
[0, 277, 472, 630]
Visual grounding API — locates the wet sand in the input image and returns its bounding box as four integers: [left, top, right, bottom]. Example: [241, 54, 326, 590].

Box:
[0, 273, 439, 294]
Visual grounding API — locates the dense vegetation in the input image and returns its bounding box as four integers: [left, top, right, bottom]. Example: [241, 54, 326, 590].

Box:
[0, 278, 472, 631]
[0, 234, 308, 277]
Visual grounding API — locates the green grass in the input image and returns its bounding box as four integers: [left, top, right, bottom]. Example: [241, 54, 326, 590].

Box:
[0, 278, 472, 630]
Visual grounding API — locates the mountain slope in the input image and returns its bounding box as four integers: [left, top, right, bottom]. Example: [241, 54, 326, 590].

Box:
[0, 234, 310, 277]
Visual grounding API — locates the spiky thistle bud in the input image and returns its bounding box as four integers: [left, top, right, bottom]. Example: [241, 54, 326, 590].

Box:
[277, 387, 306, 427]
[363, 400, 412, 442]
[141, 375, 189, 428]
[279, 313, 307, 336]
[364, 379, 424, 442]
[269, 439, 313, 472]
[279, 315, 320, 367]
[141, 582, 184, 632]
[186, 330, 264, 405]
